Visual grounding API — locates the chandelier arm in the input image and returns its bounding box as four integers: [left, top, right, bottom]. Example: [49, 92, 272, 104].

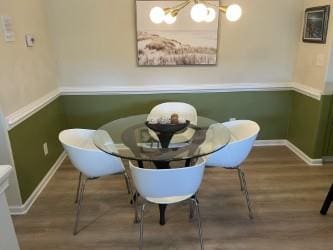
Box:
[204, 1, 228, 13]
[176, 0, 193, 10]
[166, 0, 192, 12]
[165, 0, 193, 16]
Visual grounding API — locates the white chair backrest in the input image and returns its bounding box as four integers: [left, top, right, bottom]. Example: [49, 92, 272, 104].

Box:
[147, 102, 197, 125]
[206, 120, 260, 168]
[147, 102, 198, 144]
[129, 158, 206, 201]
[59, 129, 124, 178]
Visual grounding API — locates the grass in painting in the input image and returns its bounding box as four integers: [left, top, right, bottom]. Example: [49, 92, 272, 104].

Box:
[137, 31, 217, 65]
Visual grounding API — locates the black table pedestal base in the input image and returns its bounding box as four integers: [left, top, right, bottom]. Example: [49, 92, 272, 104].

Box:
[159, 204, 167, 225]
[320, 183, 333, 215]
[153, 160, 194, 225]
[153, 161, 170, 225]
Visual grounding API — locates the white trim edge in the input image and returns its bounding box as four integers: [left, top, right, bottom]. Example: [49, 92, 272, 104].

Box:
[9, 151, 66, 215]
[6, 89, 60, 130]
[59, 82, 293, 95]
[59, 82, 323, 100]
[254, 139, 322, 166]
[5, 82, 324, 130]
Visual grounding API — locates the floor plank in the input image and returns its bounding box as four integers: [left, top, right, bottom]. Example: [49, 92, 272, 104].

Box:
[13, 146, 333, 250]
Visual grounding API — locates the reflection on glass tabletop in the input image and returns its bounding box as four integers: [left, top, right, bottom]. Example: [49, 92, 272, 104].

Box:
[94, 114, 230, 162]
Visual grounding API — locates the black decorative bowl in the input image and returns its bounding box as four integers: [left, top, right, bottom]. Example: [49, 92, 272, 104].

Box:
[145, 120, 190, 148]
[145, 120, 190, 134]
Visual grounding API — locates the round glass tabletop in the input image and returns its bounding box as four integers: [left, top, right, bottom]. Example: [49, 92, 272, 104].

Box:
[94, 114, 230, 162]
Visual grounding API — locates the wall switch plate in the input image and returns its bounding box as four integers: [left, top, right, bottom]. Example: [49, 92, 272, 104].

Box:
[25, 34, 35, 47]
[1, 16, 15, 42]
[43, 142, 48, 156]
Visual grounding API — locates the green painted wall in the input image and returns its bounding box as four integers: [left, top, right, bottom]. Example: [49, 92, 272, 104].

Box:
[288, 93, 332, 158]
[9, 98, 67, 202]
[61, 91, 293, 140]
[322, 96, 333, 156]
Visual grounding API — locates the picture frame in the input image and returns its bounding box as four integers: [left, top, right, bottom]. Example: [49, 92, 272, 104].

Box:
[135, 0, 220, 66]
[303, 5, 330, 44]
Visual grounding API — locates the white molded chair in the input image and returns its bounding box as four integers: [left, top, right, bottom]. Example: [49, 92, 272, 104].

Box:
[129, 158, 206, 250]
[59, 129, 132, 235]
[206, 120, 260, 219]
[147, 102, 197, 144]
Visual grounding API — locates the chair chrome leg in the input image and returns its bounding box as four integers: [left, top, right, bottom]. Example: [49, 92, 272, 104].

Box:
[75, 172, 82, 203]
[133, 191, 140, 224]
[189, 200, 194, 220]
[123, 172, 132, 195]
[73, 176, 88, 235]
[237, 168, 244, 192]
[139, 203, 146, 250]
[240, 170, 253, 219]
[189, 193, 198, 220]
[192, 199, 204, 250]
[119, 168, 138, 223]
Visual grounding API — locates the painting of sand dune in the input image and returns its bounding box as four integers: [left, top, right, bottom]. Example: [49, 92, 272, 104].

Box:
[136, 1, 219, 66]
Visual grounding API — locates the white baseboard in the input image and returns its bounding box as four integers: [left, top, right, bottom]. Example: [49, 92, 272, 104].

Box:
[285, 141, 323, 166]
[254, 139, 323, 166]
[254, 139, 287, 147]
[120, 140, 322, 166]
[9, 151, 66, 215]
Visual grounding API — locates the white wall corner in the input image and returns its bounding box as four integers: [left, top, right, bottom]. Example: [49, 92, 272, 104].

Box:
[0, 109, 22, 207]
[9, 151, 66, 215]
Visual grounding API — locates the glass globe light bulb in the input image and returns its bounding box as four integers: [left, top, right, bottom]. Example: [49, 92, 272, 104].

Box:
[205, 7, 216, 23]
[226, 4, 242, 22]
[191, 3, 208, 23]
[150, 7, 165, 24]
[164, 13, 177, 24]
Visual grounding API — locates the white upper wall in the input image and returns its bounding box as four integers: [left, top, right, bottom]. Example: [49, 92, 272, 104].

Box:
[294, 0, 333, 93]
[46, 0, 304, 88]
[0, 0, 58, 116]
[325, 40, 333, 92]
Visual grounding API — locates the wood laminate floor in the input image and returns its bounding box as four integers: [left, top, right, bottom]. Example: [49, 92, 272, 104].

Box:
[13, 146, 333, 250]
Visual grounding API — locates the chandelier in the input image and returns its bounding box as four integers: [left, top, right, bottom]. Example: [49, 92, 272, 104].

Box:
[149, 0, 242, 24]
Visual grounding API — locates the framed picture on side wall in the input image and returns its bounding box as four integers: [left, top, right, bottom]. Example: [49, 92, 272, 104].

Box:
[303, 5, 330, 43]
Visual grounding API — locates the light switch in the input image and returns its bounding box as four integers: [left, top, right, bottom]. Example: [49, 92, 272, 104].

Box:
[1, 16, 15, 42]
[25, 34, 35, 47]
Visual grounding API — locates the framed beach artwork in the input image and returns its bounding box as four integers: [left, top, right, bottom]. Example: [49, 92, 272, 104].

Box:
[136, 0, 220, 66]
[303, 5, 330, 43]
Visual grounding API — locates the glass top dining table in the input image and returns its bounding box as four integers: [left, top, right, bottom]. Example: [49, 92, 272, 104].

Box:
[94, 114, 231, 225]
[94, 114, 231, 164]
